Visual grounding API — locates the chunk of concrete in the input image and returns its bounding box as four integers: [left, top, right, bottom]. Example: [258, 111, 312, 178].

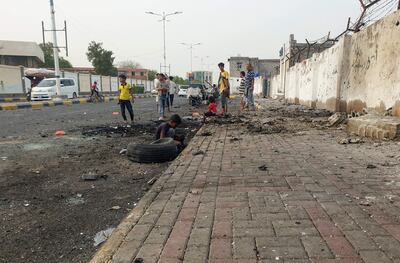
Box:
[347, 115, 400, 140]
[328, 112, 346, 126]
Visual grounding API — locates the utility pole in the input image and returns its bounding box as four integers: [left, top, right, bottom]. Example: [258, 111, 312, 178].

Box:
[49, 0, 61, 98]
[146, 11, 182, 74]
[180, 43, 202, 72]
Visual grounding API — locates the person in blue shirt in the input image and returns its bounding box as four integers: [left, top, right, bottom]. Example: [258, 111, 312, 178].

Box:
[245, 64, 256, 110]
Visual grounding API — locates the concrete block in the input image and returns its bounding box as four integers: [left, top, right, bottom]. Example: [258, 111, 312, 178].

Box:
[347, 115, 400, 140]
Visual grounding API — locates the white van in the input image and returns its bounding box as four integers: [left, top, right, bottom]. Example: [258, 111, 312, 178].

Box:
[31, 78, 79, 101]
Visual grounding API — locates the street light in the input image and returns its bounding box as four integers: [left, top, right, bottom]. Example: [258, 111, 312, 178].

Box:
[146, 11, 182, 73]
[49, 0, 61, 99]
[180, 42, 202, 72]
[195, 55, 210, 70]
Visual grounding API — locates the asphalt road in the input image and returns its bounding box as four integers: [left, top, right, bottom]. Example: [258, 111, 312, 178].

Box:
[0, 96, 200, 263]
[0, 97, 186, 138]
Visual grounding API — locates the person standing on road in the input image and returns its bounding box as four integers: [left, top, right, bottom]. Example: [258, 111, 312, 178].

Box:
[168, 76, 177, 108]
[165, 74, 171, 112]
[245, 64, 256, 110]
[157, 74, 169, 121]
[239, 71, 246, 111]
[154, 73, 161, 112]
[218, 62, 230, 115]
[118, 74, 134, 125]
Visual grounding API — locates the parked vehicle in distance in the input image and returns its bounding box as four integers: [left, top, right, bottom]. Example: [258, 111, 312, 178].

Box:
[188, 83, 207, 100]
[31, 78, 78, 101]
[178, 85, 189, 97]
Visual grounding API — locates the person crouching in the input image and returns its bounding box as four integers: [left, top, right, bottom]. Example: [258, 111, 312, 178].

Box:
[203, 96, 218, 123]
[155, 114, 183, 145]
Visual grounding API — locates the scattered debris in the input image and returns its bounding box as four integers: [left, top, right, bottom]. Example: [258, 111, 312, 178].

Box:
[133, 258, 144, 263]
[200, 131, 212, 136]
[338, 138, 363, 145]
[110, 206, 121, 210]
[93, 227, 115, 247]
[328, 112, 347, 126]
[55, 130, 66, 137]
[359, 201, 372, 206]
[230, 137, 241, 142]
[367, 164, 377, 169]
[66, 196, 85, 205]
[192, 112, 202, 119]
[81, 173, 108, 181]
[112, 112, 120, 115]
[1, 156, 7, 161]
[190, 189, 200, 195]
[258, 165, 268, 171]
[119, 149, 127, 155]
[147, 177, 157, 186]
[192, 150, 205, 156]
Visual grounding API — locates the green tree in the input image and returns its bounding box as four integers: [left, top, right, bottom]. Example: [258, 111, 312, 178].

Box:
[148, 70, 157, 81]
[86, 41, 117, 76]
[118, 60, 142, 69]
[39, 42, 72, 68]
[172, 76, 189, 85]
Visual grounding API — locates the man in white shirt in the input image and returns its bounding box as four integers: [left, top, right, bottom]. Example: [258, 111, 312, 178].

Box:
[168, 76, 177, 107]
[154, 73, 161, 110]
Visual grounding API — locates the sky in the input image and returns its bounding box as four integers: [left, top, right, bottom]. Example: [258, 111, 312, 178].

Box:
[1, 0, 362, 79]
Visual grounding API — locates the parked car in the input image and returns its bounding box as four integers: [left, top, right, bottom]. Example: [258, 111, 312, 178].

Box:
[31, 78, 78, 101]
[178, 85, 189, 97]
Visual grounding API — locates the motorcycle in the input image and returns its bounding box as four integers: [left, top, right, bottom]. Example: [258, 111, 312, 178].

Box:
[187, 86, 203, 107]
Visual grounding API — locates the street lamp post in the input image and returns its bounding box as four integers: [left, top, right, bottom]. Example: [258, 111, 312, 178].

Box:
[195, 55, 210, 70]
[146, 11, 182, 73]
[180, 43, 202, 72]
[49, 0, 61, 98]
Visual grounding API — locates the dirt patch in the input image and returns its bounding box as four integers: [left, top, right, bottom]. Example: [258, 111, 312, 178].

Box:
[0, 116, 202, 262]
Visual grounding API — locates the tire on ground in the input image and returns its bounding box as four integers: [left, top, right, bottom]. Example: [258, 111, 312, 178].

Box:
[127, 139, 178, 163]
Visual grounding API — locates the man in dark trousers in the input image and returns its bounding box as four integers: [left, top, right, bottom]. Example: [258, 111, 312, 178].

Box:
[118, 74, 134, 126]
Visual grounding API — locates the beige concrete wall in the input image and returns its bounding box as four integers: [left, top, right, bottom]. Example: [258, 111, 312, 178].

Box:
[102, 76, 110, 93]
[111, 77, 118, 92]
[343, 10, 400, 115]
[271, 10, 400, 115]
[0, 65, 24, 94]
[270, 75, 281, 98]
[79, 74, 91, 93]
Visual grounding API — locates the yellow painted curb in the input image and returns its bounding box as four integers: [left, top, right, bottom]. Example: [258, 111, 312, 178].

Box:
[31, 103, 44, 110]
[47, 101, 55, 107]
[1, 104, 17, 110]
[63, 100, 72, 106]
[79, 99, 87, 104]
[4, 98, 13, 102]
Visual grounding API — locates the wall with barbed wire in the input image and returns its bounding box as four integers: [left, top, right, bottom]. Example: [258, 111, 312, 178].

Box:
[271, 9, 400, 115]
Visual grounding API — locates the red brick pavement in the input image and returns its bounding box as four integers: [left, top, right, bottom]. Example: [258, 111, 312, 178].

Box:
[91, 101, 400, 263]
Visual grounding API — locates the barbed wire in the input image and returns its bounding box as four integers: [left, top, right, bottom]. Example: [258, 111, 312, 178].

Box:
[282, 0, 399, 68]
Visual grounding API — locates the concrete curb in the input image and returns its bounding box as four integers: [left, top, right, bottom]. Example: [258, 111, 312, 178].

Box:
[0, 95, 155, 111]
[0, 97, 27, 103]
[89, 125, 205, 263]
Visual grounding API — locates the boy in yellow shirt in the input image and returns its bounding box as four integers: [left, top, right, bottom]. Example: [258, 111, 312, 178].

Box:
[218, 62, 230, 115]
[118, 74, 134, 125]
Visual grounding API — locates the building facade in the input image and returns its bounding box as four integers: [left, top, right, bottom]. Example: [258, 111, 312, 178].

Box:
[0, 40, 44, 68]
[65, 67, 149, 81]
[192, 71, 213, 84]
[228, 57, 280, 79]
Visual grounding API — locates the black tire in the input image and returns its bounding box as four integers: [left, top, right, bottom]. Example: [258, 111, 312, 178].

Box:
[72, 92, 78, 99]
[150, 138, 175, 145]
[127, 140, 178, 163]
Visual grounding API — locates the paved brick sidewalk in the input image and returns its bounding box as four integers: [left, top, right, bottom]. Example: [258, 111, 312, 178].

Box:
[91, 102, 400, 263]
